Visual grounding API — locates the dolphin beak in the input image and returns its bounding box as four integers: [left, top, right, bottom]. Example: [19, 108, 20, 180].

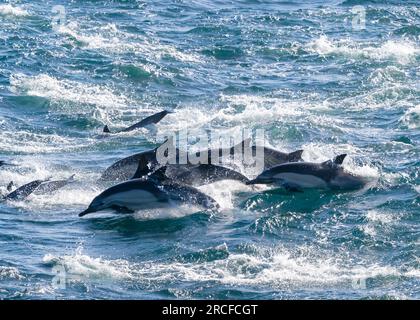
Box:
[79, 207, 95, 217]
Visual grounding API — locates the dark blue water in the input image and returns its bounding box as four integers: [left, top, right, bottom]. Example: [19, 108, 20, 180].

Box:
[0, 0, 419, 299]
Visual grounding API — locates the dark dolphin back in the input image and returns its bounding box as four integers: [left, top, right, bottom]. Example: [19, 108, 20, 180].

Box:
[121, 110, 170, 132]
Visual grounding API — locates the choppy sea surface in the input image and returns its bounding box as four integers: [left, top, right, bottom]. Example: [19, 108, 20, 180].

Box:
[0, 0, 419, 299]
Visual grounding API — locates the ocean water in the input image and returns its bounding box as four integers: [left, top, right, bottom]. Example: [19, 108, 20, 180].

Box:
[0, 0, 419, 300]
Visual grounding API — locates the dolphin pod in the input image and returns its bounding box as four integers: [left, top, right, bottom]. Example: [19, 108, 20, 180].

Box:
[1, 109, 368, 217]
[99, 137, 304, 184]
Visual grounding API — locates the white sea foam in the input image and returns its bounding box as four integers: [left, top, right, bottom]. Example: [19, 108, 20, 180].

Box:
[57, 22, 200, 63]
[43, 246, 132, 281]
[400, 105, 420, 129]
[42, 244, 418, 290]
[0, 266, 24, 280]
[308, 36, 419, 64]
[10, 73, 130, 110]
[0, 130, 96, 153]
[0, 4, 29, 17]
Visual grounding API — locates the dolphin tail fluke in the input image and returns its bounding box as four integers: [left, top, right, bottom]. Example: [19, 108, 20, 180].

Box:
[334, 154, 347, 165]
[288, 150, 304, 162]
[148, 110, 172, 125]
[103, 125, 111, 133]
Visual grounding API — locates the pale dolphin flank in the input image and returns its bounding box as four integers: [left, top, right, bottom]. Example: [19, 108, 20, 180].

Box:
[147, 164, 250, 186]
[79, 168, 219, 217]
[247, 154, 366, 191]
[2, 179, 49, 201]
[103, 110, 173, 134]
[33, 174, 76, 195]
[209, 139, 304, 170]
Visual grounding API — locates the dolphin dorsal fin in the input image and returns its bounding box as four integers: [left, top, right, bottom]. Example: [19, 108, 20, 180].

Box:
[131, 155, 152, 179]
[148, 166, 168, 182]
[288, 150, 304, 162]
[103, 125, 111, 133]
[333, 154, 347, 165]
[7, 181, 14, 192]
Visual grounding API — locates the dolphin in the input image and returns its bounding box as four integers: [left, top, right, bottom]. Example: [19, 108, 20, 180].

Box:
[103, 110, 173, 134]
[247, 154, 366, 191]
[79, 168, 219, 217]
[2, 179, 49, 201]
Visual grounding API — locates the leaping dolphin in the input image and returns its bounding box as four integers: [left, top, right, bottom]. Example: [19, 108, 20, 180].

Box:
[2, 179, 49, 201]
[103, 110, 173, 134]
[247, 154, 366, 191]
[3, 175, 76, 201]
[79, 167, 219, 217]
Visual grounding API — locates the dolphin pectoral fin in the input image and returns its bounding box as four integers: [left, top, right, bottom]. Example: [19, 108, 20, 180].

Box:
[333, 154, 347, 165]
[111, 205, 135, 214]
[288, 150, 304, 162]
[103, 125, 111, 133]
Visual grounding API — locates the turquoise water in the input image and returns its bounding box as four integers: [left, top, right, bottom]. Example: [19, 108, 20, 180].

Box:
[0, 0, 419, 299]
